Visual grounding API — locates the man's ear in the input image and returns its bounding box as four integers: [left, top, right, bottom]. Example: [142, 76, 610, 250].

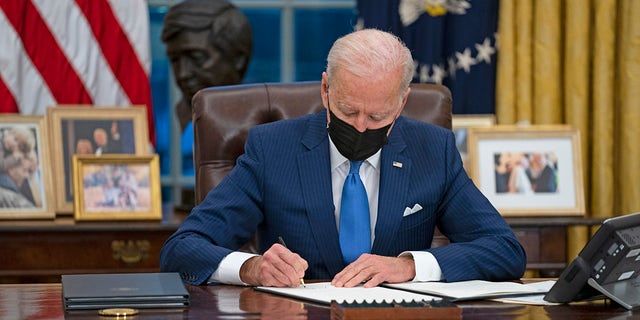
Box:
[395, 87, 411, 119]
[321, 72, 330, 110]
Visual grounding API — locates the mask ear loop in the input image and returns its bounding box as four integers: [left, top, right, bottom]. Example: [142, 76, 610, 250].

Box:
[325, 86, 331, 129]
[326, 101, 331, 129]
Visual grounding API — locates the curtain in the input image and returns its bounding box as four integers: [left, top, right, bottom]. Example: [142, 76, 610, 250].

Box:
[496, 0, 640, 261]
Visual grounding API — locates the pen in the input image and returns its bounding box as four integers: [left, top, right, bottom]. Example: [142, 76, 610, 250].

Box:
[277, 236, 306, 287]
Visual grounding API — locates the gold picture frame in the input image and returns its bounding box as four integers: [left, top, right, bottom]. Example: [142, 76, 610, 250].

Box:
[72, 154, 161, 221]
[0, 115, 55, 219]
[47, 106, 149, 213]
[452, 114, 496, 171]
[467, 125, 585, 217]
[452, 114, 497, 128]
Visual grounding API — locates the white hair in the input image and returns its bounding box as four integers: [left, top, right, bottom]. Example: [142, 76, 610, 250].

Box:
[326, 29, 414, 97]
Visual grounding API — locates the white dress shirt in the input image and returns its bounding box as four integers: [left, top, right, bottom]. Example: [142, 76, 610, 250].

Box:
[209, 138, 443, 285]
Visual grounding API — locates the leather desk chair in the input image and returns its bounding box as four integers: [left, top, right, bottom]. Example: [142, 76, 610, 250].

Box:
[191, 81, 452, 251]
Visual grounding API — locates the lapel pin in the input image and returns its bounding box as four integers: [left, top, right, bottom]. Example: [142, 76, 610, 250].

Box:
[393, 161, 403, 168]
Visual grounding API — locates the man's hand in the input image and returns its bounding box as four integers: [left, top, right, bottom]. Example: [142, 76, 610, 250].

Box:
[239, 243, 308, 287]
[331, 254, 415, 288]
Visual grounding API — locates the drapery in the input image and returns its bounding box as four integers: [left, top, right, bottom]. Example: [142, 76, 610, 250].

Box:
[496, 0, 640, 262]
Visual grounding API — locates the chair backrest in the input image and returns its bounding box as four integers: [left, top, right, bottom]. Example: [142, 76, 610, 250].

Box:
[191, 81, 452, 204]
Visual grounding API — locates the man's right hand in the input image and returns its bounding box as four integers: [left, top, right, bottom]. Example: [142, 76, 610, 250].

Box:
[239, 243, 308, 287]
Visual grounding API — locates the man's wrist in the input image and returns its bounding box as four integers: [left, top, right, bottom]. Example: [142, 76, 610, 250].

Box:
[209, 251, 258, 285]
[239, 256, 260, 286]
[401, 251, 443, 281]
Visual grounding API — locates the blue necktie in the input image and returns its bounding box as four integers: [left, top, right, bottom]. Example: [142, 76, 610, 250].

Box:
[339, 160, 371, 264]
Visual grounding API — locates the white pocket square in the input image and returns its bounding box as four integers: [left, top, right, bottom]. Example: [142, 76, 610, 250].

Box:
[403, 204, 423, 217]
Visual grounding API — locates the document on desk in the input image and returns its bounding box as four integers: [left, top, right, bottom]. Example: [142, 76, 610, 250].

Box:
[490, 280, 559, 305]
[255, 282, 441, 305]
[382, 280, 555, 302]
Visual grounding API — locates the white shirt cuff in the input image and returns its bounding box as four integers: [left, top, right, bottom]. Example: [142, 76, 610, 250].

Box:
[208, 251, 259, 286]
[400, 251, 443, 282]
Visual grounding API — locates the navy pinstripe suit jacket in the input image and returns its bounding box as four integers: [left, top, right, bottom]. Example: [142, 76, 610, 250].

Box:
[160, 110, 526, 285]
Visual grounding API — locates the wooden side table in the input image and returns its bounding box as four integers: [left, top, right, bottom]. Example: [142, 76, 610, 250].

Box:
[0, 206, 185, 283]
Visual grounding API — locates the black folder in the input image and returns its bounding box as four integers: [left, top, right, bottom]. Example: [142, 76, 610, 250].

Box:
[62, 272, 189, 310]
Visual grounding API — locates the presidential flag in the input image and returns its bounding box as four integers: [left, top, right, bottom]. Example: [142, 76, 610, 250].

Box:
[356, 0, 499, 114]
[0, 0, 155, 142]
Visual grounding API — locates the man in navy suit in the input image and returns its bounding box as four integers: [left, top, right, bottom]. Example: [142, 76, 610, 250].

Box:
[160, 29, 526, 287]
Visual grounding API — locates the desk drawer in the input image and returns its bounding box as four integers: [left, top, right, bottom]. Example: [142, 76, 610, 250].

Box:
[0, 229, 173, 282]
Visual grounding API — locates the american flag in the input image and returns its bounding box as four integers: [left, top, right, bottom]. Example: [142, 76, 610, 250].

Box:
[0, 0, 155, 143]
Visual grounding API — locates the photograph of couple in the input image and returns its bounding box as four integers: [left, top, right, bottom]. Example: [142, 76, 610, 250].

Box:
[494, 151, 558, 195]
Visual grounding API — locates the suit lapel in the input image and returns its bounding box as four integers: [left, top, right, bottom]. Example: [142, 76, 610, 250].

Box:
[372, 119, 412, 255]
[297, 111, 345, 275]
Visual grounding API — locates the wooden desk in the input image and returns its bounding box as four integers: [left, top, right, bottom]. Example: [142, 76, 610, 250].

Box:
[0, 282, 634, 319]
[0, 206, 186, 283]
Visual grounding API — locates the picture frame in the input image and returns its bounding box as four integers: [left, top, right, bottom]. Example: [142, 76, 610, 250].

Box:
[47, 106, 149, 213]
[72, 154, 161, 221]
[466, 125, 585, 216]
[0, 115, 55, 219]
[452, 114, 496, 171]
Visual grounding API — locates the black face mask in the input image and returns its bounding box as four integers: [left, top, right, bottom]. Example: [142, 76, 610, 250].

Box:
[328, 110, 392, 161]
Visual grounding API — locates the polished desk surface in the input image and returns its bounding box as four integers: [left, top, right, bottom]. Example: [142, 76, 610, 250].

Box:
[0, 282, 636, 320]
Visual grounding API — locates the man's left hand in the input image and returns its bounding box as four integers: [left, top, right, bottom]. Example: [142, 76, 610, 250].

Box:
[331, 254, 415, 288]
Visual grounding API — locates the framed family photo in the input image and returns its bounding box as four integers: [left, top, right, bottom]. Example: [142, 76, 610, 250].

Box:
[466, 125, 585, 217]
[0, 116, 55, 219]
[47, 106, 149, 213]
[452, 114, 496, 171]
[72, 154, 161, 221]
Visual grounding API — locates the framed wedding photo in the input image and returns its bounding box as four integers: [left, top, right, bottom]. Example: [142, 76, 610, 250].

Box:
[47, 106, 149, 213]
[466, 125, 585, 217]
[72, 154, 161, 221]
[0, 115, 55, 219]
[452, 114, 496, 171]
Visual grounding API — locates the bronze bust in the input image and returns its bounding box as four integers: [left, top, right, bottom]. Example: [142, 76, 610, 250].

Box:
[162, 0, 253, 131]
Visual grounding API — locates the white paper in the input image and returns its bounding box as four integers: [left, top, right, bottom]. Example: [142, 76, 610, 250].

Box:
[383, 280, 555, 301]
[491, 294, 561, 305]
[255, 282, 441, 305]
[490, 281, 559, 305]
